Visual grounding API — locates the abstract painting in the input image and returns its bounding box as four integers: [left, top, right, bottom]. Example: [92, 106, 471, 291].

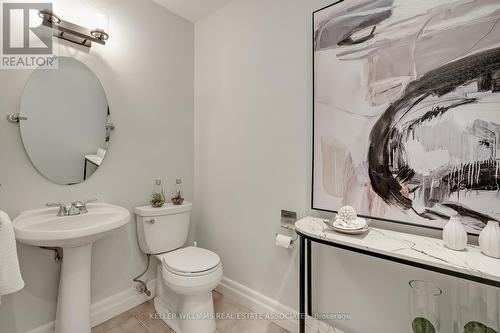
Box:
[313, 0, 500, 233]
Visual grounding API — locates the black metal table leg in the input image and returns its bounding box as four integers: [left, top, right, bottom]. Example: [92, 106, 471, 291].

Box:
[307, 239, 312, 316]
[299, 234, 306, 333]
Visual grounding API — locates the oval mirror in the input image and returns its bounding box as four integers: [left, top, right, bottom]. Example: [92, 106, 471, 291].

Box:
[19, 57, 112, 185]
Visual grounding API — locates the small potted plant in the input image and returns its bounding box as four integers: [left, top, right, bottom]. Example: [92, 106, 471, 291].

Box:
[171, 178, 184, 205]
[171, 190, 184, 205]
[150, 179, 166, 208]
[151, 192, 165, 208]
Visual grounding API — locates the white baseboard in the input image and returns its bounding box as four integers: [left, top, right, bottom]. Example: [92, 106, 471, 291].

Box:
[215, 276, 298, 333]
[26, 279, 156, 333]
[90, 279, 156, 326]
[24, 322, 53, 333]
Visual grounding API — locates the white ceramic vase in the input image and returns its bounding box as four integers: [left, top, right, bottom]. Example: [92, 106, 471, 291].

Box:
[442, 216, 467, 251]
[479, 221, 500, 259]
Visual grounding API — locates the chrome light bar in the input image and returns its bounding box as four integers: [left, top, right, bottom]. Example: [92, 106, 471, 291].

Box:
[39, 9, 109, 48]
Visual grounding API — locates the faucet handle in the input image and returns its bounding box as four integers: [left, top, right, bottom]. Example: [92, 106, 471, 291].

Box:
[84, 198, 98, 204]
[46, 202, 67, 217]
[46, 202, 64, 206]
[75, 198, 98, 214]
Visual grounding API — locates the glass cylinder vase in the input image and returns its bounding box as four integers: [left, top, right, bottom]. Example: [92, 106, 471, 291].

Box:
[150, 178, 166, 208]
[452, 280, 499, 333]
[409, 280, 443, 333]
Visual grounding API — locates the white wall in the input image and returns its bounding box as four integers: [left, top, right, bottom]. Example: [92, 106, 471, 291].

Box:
[0, 0, 194, 331]
[194, 1, 490, 332]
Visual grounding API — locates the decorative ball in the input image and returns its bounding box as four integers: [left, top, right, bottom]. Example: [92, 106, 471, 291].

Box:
[338, 206, 357, 222]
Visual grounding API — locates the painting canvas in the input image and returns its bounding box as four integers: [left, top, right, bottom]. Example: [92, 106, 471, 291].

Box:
[313, 0, 500, 234]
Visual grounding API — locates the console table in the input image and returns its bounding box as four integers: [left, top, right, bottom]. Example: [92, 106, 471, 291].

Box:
[295, 216, 500, 333]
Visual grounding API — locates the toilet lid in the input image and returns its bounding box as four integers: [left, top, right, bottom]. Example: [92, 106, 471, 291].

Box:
[162, 247, 220, 274]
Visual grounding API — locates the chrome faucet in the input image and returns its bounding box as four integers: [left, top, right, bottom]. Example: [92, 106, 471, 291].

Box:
[68, 199, 97, 215]
[46, 203, 68, 217]
[46, 199, 98, 217]
[68, 201, 85, 216]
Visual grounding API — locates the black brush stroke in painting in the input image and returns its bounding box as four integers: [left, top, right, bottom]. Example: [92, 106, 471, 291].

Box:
[314, 0, 393, 51]
[368, 48, 500, 224]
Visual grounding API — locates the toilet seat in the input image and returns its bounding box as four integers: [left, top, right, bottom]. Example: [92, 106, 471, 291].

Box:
[156, 246, 223, 296]
[160, 260, 223, 296]
[157, 246, 221, 277]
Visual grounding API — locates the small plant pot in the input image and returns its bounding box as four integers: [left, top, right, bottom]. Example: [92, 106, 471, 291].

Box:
[171, 190, 184, 205]
[150, 192, 165, 208]
[151, 201, 165, 208]
[171, 197, 184, 205]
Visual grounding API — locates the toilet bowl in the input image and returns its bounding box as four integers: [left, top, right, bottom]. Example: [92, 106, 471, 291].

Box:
[134, 203, 222, 333]
[155, 247, 222, 332]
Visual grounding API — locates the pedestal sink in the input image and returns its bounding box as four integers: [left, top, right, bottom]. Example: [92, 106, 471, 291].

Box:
[13, 202, 130, 333]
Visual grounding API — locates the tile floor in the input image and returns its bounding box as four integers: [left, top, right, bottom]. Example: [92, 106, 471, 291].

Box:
[91, 291, 289, 333]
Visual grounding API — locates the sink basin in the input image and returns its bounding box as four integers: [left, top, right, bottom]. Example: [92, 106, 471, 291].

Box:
[14, 202, 130, 248]
[13, 202, 130, 333]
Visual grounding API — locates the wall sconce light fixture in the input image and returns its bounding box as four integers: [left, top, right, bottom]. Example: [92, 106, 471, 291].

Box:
[38, 9, 109, 47]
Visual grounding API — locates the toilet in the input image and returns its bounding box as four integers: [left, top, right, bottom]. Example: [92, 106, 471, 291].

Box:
[134, 202, 222, 333]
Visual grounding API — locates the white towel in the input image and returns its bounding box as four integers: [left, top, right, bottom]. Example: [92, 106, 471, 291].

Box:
[0, 211, 24, 304]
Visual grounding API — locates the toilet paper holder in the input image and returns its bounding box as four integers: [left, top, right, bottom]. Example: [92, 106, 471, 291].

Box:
[277, 210, 298, 245]
[275, 225, 298, 244]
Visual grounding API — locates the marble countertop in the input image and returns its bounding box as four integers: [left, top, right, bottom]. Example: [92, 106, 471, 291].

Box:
[296, 217, 500, 286]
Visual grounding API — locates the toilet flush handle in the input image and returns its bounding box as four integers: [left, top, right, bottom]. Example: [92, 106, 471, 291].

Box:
[146, 218, 155, 224]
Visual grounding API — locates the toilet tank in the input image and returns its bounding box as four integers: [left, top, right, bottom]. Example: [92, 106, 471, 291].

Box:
[134, 202, 192, 254]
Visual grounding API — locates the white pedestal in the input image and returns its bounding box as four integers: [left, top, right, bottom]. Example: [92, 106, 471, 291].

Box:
[55, 244, 92, 333]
